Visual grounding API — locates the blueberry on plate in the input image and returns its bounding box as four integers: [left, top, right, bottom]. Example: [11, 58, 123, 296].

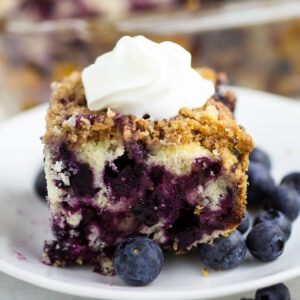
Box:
[281, 172, 300, 195]
[246, 222, 285, 262]
[113, 237, 163, 286]
[265, 186, 300, 221]
[255, 283, 290, 300]
[254, 210, 292, 240]
[34, 168, 47, 200]
[237, 211, 250, 234]
[247, 162, 276, 207]
[249, 147, 271, 170]
[198, 230, 247, 270]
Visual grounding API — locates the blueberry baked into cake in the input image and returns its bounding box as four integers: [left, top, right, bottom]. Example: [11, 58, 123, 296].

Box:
[42, 36, 253, 276]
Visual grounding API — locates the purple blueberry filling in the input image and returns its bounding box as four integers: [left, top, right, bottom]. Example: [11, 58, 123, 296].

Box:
[131, 199, 159, 227]
[213, 93, 236, 112]
[104, 153, 153, 200]
[213, 74, 236, 112]
[44, 142, 239, 272]
[54, 143, 99, 197]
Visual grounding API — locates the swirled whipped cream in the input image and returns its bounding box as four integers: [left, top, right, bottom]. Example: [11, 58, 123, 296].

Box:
[82, 36, 215, 120]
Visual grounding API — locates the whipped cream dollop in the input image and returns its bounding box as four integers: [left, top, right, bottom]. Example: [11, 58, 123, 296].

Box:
[82, 35, 215, 120]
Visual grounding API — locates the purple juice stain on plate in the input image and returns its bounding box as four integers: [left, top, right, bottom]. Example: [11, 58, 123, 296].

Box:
[16, 208, 27, 217]
[13, 250, 27, 261]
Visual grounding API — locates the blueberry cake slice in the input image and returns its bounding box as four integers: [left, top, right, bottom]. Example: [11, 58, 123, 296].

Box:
[42, 68, 253, 274]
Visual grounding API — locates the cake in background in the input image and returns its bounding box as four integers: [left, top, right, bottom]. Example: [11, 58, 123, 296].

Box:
[0, 0, 192, 115]
[0, 0, 299, 116]
[3, 0, 231, 21]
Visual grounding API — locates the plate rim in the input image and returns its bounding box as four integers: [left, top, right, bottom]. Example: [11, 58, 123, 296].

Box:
[1, 86, 300, 299]
[1, 258, 300, 300]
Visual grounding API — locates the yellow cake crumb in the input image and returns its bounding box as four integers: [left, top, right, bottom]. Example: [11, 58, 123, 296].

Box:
[202, 267, 210, 277]
[194, 205, 203, 215]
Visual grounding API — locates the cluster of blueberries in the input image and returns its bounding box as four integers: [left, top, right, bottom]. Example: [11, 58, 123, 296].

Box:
[35, 148, 299, 298]
[197, 147, 299, 300]
[199, 147, 300, 271]
[245, 148, 300, 263]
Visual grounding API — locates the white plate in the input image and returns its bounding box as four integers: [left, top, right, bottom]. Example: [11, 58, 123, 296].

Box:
[0, 87, 300, 300]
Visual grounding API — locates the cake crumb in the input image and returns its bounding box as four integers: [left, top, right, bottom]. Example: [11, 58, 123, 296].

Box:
[202, 267, 210, 277]
[53, 260, 65, 267]
[173, 239, 178, 251]
[107, 108, 116, 118]
[194, 205, 203, 215]
[76, 258, 83, 265]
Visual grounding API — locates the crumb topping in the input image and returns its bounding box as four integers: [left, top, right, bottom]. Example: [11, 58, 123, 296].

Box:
[43, 70, 253, 159]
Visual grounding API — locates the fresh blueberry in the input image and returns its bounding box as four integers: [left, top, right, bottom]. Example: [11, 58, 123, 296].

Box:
[237, 211, 250, 234]
[249, 147, 271, 170]
[254, 210, 292, 240]
[113, 237, 164, 286]
[247, 162, 276, 207]
[198, 230, 247, 270]
[281, 172, 300, 195]
[34, 168, 47, 200]
[255, 283, 290, 300]
[265, 186, 300, 221]
[246, 222, 285, 262]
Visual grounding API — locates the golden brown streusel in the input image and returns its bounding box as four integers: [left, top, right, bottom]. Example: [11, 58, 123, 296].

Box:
[44, 71, 253, 158]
